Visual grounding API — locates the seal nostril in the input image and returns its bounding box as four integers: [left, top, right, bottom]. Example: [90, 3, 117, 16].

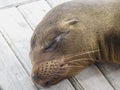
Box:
[32, 73, 39, 82]
[60, 64, 64, 67]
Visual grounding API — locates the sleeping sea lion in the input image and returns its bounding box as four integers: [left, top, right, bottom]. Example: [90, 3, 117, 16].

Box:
[29, 0, 120, 87]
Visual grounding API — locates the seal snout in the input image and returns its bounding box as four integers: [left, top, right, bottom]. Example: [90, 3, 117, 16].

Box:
[31, 73, 47, 87]
[31, 59, 68, 87]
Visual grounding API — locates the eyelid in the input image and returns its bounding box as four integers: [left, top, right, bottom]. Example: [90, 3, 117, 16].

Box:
[44, 33, 64, 51]
[44, 31, 69, 51]
[44, 40, 56, 50]
[55, 33, 65, 42]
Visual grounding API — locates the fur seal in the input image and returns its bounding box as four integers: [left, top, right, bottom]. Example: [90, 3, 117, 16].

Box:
[29, 0, 120, 87]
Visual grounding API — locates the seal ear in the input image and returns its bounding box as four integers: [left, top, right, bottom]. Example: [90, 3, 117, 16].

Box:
[66, 19, 79, 25]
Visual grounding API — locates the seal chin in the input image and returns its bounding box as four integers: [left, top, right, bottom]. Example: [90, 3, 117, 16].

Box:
[32, 70, 68, 87]
[32, 76, 65, 88]
[41, 76, 66, 87]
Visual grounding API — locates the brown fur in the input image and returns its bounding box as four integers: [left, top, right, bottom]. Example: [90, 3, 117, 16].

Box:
[29, 1, 120, 87]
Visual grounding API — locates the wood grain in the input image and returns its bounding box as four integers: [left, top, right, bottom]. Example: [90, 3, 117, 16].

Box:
[0, 29, 37, 90]
[97, 63, 120, 90]
[75, 65, 114, 90]
[46, 0, 72, 7]
[0, 0, 42, 8]
[18, 0, 51, 29]
[0, 8, 33, 73]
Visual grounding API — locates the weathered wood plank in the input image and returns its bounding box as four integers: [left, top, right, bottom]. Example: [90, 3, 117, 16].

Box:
[0, 8, 33, 73]
[0, 29, 37, 90]
[0, 5, 75, 90]
[46, 0, 72, 7]
[41, 80, 75, 90]
[0, 0, 26, 8]
[18, 0, 115, 90]
[75, 65, 114, 90]
[97, 63, 120, 90]
[18, 0, 51, 29]
[0, 0, 41, 9]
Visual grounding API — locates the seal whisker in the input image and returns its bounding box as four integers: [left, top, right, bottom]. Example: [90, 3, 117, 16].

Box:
[64, 66, 84, 68]
[66, 49, 99, 60]
[52, 73, 66, 76]
[66, 58, 94, 63]
[60, 65, 85, 69]
[46, 73, 63, 77]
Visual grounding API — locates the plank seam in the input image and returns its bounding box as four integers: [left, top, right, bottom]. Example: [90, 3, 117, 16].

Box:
[96, 63, 116, 90]
[16, 7, 47, 90]
[17, 7, 34, 30]
[0, 0, 41, 9]
[0, 29, 29, 75]
[0, 28, 40, 90]
[0, 86, 3, 90]
[45, 0, 53, 8]
[68, 77, 84, 90]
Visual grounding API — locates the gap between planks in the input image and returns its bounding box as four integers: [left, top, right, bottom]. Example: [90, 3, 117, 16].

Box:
[0, 29, 38, 90]
[0, 0, 41, 9]
[0, 18, 40, 90]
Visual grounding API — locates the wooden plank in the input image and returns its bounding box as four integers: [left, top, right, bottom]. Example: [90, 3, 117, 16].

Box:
[75, 65, 114, 90]
[97, 63, 120, 90]
[0, 6, 75, 90]
[0, 8, 33, 73]
[0, 0, 41, 9]
[42, 80, 75, 90]
[46, 0, 72, 7]
[18, 0, 51, 29]
[0, 30, 37, 90]
[0, 0, 26, 8]
[18, 1, 115, 90]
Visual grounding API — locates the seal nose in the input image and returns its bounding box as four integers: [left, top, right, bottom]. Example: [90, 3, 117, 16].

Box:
[32, 73, 39, 82]
[31, 73, 48, 87]
[31, 60, 66, 87]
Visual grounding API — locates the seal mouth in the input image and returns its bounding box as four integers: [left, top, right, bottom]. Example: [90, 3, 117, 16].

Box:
[32, 72, 65, 87]
[42, 72, 66, 87]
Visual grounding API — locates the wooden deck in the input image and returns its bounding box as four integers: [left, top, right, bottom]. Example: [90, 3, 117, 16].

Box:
[0, 0, 120, 90]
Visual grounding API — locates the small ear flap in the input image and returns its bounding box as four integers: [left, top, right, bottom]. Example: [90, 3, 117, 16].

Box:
[66, 18, 79, 25]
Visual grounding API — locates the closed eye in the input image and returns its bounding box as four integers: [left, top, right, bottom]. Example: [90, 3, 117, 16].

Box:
[44, 32, 67, 51]
[44, 39, 56, 50]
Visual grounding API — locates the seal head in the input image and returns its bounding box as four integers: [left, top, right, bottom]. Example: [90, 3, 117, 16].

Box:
[29, 1, 106, 87]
